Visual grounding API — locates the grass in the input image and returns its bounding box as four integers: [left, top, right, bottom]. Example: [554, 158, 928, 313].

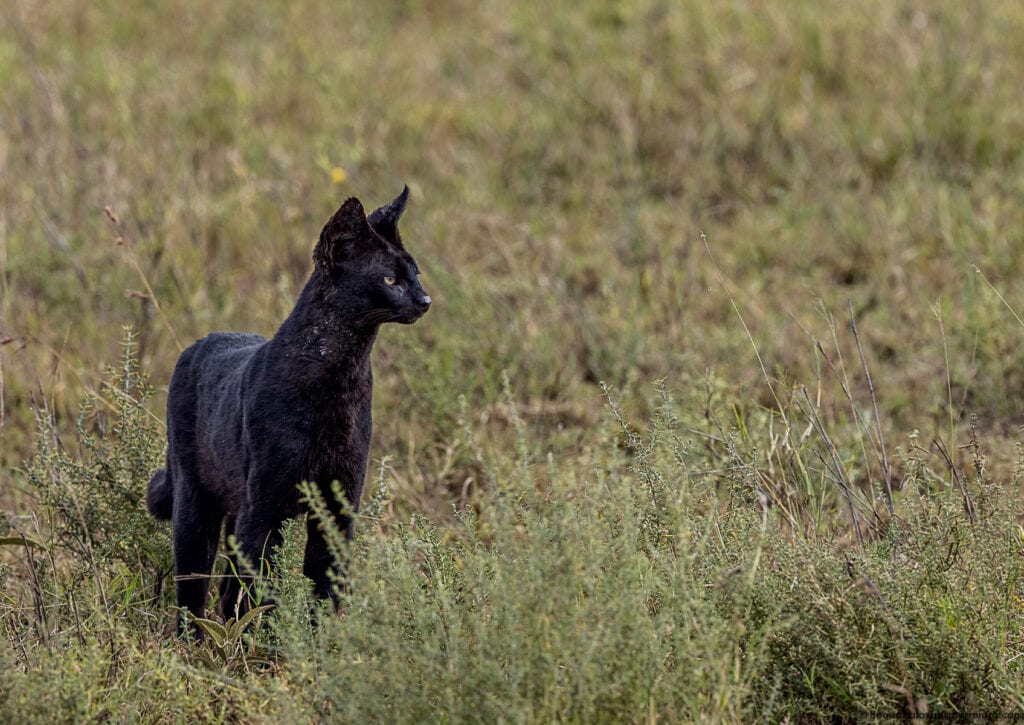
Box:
[3, 0, 1024, 720]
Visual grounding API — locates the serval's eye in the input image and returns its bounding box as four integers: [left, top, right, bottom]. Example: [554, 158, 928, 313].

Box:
[383, 276, 396, 286]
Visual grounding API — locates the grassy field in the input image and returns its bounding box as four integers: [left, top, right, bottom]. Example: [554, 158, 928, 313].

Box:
[3, 0, 1024, 720]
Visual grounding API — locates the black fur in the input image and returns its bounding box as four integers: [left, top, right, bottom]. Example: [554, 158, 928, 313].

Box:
[146, 187, 429, 630]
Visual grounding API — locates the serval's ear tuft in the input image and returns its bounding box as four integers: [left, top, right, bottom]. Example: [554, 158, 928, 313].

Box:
[315, 197, 370, 267]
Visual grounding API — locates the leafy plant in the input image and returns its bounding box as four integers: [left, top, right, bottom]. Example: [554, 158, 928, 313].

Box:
[22, 328, 170, 589]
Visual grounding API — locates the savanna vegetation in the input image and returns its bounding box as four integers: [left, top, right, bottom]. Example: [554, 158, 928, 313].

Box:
[3, 0, 1024, 720]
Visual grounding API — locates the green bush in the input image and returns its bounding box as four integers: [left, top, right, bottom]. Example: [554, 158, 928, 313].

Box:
[4, 340, 1024, 721]
[264, 386, 1024, 721]
[23, 329, 170, 584]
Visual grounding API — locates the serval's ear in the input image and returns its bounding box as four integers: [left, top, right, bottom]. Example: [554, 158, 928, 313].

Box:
[315, 197, 371, 268]
[367, 185, 410, 248]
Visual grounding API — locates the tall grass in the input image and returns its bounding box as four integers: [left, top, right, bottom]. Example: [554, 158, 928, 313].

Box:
[3, 0, 1024, 481]
[3, 336, 1023, 720]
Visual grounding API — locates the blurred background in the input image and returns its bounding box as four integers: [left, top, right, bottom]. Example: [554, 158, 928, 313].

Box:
[3, 0, 1024, 513]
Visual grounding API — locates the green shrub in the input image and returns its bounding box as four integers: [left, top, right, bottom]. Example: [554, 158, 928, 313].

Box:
[258, 386, 1024, 721]
[21, 328, 170, 602]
